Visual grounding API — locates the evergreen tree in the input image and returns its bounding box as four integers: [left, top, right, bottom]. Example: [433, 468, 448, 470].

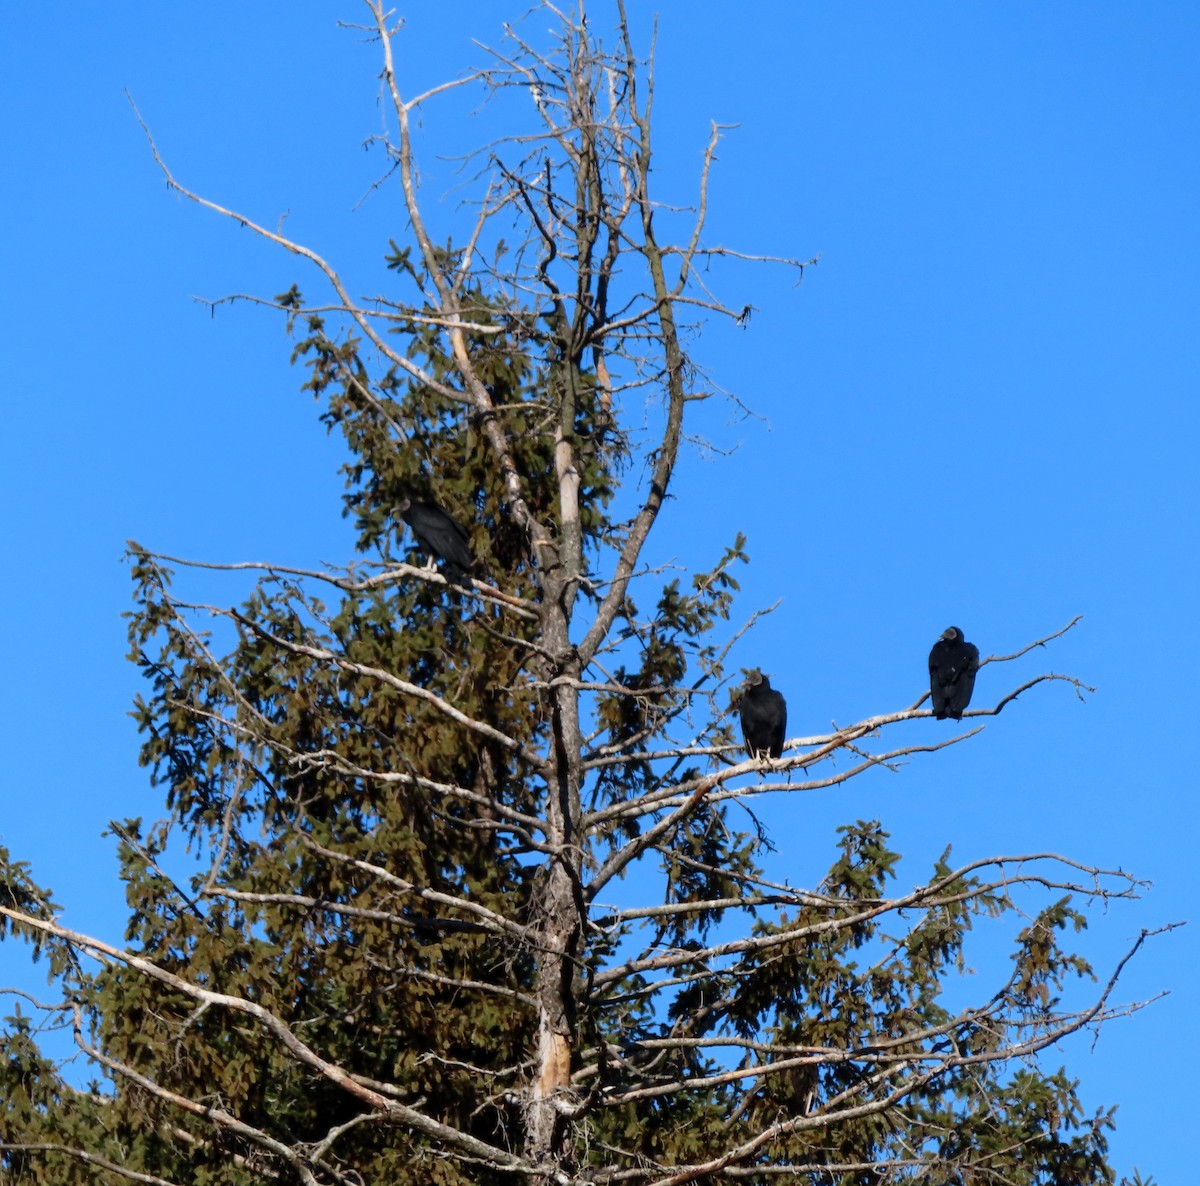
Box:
[0, 5, 1161, 1184]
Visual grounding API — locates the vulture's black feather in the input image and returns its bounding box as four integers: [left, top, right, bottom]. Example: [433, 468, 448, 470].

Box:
[928, 626, 980, 720]
[397, 498, 474, 589]
[740, 671, 787, 761]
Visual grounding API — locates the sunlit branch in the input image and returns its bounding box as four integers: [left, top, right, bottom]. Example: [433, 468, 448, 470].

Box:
[0, 907, 533, 1174]
[292, 747, 550, 840]
[585, 666, 1092, 830]
[368, 2, 545, 546]
[981, 615, 1084, 665]
[195, 291, 509, 334]
[591, 856, 1142, 987]
[140, 548, 540, 617]
[163, 597, 545, 766]
[294, 834, 539, 943]
[0, 1144, 184, 1186]
[72, 1011, 325, 1186]
[125, 94, 460, 403]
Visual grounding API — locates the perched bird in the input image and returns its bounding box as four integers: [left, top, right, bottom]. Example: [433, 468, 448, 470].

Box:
[928, 626, 980, 720]
[397, 497, 474, 589]
[740, 671, 787, 762]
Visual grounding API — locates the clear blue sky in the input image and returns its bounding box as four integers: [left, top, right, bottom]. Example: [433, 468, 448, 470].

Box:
[2, 4, 1196, 1181]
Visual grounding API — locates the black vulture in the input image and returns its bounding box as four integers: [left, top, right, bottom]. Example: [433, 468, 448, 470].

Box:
[740, 671, 787, 762]
[397, 498, 474, 589]
[928, 626, 980, 720]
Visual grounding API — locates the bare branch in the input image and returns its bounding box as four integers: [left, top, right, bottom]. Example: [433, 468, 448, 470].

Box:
[981, 615, 1085, 665]
[0, 1144, 185, 1186]
[125, 92, 462, 403]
